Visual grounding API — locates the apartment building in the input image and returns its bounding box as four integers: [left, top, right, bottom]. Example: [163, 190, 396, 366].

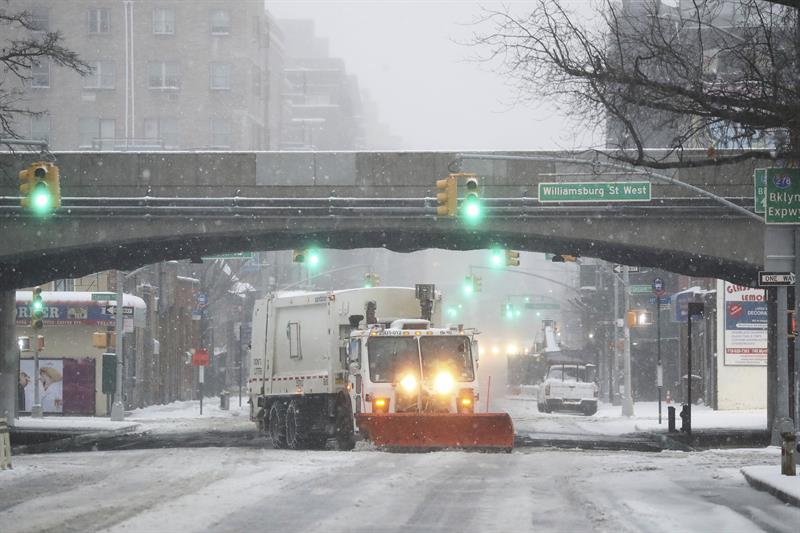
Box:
[13, 0, 286, 150]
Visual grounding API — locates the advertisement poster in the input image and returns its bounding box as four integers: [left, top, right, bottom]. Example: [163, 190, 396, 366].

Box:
[723, 283, 767, 366]
[19, 359, 64, 413]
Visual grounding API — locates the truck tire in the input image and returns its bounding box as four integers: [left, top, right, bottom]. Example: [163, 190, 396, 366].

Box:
[583, 403, 598, 416]
[336, 396, 356, 451]
[285, 398, 314, 450]
[268, 402, 288, 449]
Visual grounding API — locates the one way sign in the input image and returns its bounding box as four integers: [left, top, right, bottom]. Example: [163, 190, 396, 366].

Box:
[612, 265, 640, 274]
[758, 271, 796, 286]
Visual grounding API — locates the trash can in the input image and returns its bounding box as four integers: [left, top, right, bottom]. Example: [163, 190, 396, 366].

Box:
[220, 392, 230, 411]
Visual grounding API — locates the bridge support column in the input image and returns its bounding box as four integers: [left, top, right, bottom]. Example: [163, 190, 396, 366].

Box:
[0, 290, 17, 426]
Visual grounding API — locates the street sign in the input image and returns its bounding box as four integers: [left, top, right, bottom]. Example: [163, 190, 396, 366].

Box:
[765, 168, 800, 224]
[652, 277, 665, 296]
[524, 302, 561, 310]
[629, 284, 652, 294]
[754, 168, 766, 214]
[104, 305, 134, 316]
[192, 348, 210, 366]
[202, 252, 253, 260]
[758, 271, 796, 286]
[612, 265, 640, 274]
[538, 181, 651, 203]
[196, 292, 208, 307]
[647, 296, 671, 305]
[91, 293, 114, 301]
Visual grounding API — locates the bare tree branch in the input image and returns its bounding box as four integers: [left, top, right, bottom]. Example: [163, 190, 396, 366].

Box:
[0, 1, 88, 147]
[474, 0, 800, 169]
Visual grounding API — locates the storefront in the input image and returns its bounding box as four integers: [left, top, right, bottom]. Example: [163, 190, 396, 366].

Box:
[16, 291, 147, 416]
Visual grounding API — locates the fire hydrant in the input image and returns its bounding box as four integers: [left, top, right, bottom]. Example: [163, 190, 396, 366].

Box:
[778, 418, 796, 476]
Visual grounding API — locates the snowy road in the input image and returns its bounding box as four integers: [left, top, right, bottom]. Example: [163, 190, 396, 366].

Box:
[2, 446, 798, 533]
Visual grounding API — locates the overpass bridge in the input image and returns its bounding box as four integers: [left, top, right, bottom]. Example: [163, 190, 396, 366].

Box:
[0, 150, 764, 289]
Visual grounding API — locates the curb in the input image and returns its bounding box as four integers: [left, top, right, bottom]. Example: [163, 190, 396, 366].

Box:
[741, 468, 800, 507]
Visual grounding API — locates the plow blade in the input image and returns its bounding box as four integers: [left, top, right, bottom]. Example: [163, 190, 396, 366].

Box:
[355, 413, 515, 451]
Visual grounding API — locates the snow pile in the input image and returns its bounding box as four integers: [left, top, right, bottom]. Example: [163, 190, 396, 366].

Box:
[13, 416, 137, 433]
[741, 464, 800, 505]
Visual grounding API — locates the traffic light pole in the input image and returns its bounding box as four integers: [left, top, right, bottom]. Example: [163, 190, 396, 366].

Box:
[622, 266, 635, 417]
[110, 270, 125, 421]
[31, 341, 43, 418]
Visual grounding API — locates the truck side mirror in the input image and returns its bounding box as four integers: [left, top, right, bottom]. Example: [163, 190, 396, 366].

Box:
[349, 361, 360, 374]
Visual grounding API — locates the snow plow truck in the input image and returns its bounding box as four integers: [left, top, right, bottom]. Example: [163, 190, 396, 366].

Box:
[248, 285, 514, 451]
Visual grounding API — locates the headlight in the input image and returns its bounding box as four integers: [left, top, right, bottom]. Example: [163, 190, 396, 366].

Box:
[433, 372, 455, 395]
[399, 374, 418, 394]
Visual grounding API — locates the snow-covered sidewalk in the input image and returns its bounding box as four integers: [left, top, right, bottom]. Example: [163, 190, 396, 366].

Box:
[502, 397, 767, 436]
[127, 397, 252, 434]
[12, 395, 253, 436]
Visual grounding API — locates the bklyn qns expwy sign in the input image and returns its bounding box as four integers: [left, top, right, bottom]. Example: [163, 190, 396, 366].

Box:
[765, 168, 800, 224]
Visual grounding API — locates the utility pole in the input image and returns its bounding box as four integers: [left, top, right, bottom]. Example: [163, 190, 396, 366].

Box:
[0, 291, 16, 426]
[622, 266, 634, 417]
[774, 285, 790, 445]
[612, 271, 619, 405]
[30, 335, 42, 418]
[110, 270, 125, 421]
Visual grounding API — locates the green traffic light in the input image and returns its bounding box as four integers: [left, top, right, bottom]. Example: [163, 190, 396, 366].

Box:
[463, 196, 482, 222]
[32, 300, 43, 312]
[490, 249, 504, 267]
[31, 182, 52, 216]
[463, 284, 474, 296]
[447, 307, 458, 318]
[307, 249, 321, 267]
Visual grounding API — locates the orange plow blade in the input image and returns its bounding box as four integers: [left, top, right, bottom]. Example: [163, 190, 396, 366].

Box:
[355, 413, 515, 451]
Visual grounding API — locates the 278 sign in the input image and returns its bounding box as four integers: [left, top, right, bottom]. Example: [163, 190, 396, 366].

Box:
[765, 168, 800, 224]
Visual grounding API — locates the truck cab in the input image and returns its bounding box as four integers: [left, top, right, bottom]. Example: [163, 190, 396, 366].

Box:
[347, 319, 479, 418]
[537, 362, 598, 416]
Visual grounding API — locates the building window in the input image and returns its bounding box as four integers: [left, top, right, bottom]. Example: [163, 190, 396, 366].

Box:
[53, 279, 74, 291]
[153, 8, 175, 35]
[143, 117, 178, 148]
[252, 66, 262, 97]
[210, 118, 231, 148]
[148, 61, 180, 90]
[87, 8, 110, 34]
[30, 6, 49, 32]
[79, 118, 115, 149]
[209, 10, 230, 35]
[30, 115, 50, 143]
[84, 61, 116, 89]
[209, 63, 231, 90]
[31, 61, 50, 88]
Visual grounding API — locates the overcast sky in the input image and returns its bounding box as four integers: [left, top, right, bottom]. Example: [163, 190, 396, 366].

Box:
[268, 0, 601, 150]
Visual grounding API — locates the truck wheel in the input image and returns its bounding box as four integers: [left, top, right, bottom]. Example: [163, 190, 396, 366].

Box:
[268, 402, 288, 449]
[285, 399, 313, 450]
[583, 404, 598, 416]
[335, 397, 356, 451]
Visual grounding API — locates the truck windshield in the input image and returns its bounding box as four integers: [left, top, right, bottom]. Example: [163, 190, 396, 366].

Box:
[367, 337, 419, 383]
[419, 336, 474, 381]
